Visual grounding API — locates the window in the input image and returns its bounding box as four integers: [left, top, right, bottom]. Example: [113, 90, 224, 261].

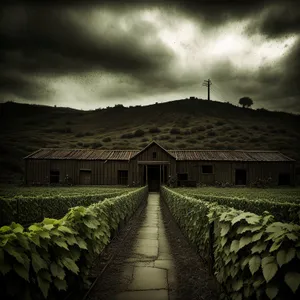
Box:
[153, 152, 157, 159]
[50, 170, 60, 183]
[278, 173, 290, 185]
[118, 170, 128, 185]
[202, 165, 213, 174]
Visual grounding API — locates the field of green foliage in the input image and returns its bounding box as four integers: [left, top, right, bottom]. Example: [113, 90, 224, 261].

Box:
[0, 186, 135, 226]
[0, 186, 148, 300]
[163, 186, 300, 299]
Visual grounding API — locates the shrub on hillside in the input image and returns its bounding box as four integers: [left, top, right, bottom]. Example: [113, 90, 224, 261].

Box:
[133, 129, 145, 137]
[75, 132, 85, 138]
[206, 124, 213, 129]
[207, 130, 216, 137]
[187, 139, 197, 144]
[158, 135, 170, 140]
[149, 127, 161, 133]
[176, 136, 183, 140]
[120, 133, 134, 139]
[197, 135, 205, 140]
[170, 128, 181, 134]
[91, 142, 103, 149]
[183, 129, 191, 135]
[215, 120, 226, 126]
[102, 137, 112, 142]
[177, 143, 187, 148]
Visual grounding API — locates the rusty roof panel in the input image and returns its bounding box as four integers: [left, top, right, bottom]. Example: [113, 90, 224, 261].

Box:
[24, 149, 138, 160]
[168, 150, 294, 162]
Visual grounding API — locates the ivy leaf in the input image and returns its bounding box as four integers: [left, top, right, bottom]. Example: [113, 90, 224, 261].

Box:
[39, 231, 51, 239]
[285, 272, 300, 293]
[220, 223, 230, 237]
[43, 224, 54, 231]
[76, 237, 88, 250]
[266, 285, 279, 300]
[83, 218, 99, 229]
[251, 242, 267, 254]
[65, 235, 78, 246]
[232, 278, 243, 291]
[230, 240, 240, 253]
[14, 262, 29, 282]
[50, 262, 65, 280]
[54, 278, 68, 291]
[58, 225, 75, 234]
[249, 255, 261, 275]
[53, 238, 69, 250]
[277, 248, 296, 267]
[262, 256, 278, 282]
[37, 276, 50, 299]
[28, 224, 41, 232]
[32, 252, 48, 274]
[252, 231, 264, 242]
[239, 236, 252, 249]
[61, 257, 79, 274]
[269, 241, 282, 252]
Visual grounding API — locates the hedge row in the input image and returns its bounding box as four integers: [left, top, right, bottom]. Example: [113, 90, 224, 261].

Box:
[181, 192, 300, 224]
[0, 191, 126, 226]
[161, 186, 300, 300]
[0, 186, 148, 300]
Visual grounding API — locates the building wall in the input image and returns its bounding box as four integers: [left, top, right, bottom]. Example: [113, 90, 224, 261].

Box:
[25, 158, 296, 186]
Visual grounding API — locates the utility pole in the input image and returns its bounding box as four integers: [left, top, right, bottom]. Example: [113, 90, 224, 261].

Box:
[202, 79, 212, 100]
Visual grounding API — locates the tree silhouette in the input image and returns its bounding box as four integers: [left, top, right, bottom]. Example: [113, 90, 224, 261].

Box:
[239, 97, 253, 108]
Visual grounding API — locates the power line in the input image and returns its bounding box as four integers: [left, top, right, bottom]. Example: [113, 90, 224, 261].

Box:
[202, 79, 212, 100]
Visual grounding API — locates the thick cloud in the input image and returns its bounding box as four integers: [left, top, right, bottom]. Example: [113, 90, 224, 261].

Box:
[0, 1, 299, 113]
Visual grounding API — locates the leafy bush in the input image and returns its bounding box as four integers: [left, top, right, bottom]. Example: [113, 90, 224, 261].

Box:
[102, 137, 111, 143]
[91, 142, 102, 149]
[161, 187, 300, 300]
[133, 129, 145, 137]
[149, 127, 161, 134]
[0, 187, 148, 300]
[215, 120, 226, 126]
[206, 124, 214, 129]
[120, 133, 134, 139]
[207, 130, 217, 137]
[170, 128, 181, 134]
[0, 191, 126, 226]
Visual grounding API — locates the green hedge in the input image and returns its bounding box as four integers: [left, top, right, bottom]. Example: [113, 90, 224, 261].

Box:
[161, 186, 300, 300]
[0, 186, 148, 300]
[180, 192, 300, 224]
[0, 191, 126, 226]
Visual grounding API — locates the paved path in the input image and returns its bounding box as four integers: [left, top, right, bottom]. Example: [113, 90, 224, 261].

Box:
[113, 192, 176, 300]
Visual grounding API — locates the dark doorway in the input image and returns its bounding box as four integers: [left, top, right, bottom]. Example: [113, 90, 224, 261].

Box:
[79, 170, 92, 185]
[177, 173, 188, 187]
[50, 170, 60, 184]
[118, 170, 128, 185]
[235, 169, 247, 185]
[147, 165, 160, 192]
[278, 173, 291, 185]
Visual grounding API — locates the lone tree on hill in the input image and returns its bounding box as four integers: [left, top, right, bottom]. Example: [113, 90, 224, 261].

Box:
[239, 96, 253, 108]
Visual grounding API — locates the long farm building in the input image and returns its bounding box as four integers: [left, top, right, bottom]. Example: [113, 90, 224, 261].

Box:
[24, 141, 296, 190]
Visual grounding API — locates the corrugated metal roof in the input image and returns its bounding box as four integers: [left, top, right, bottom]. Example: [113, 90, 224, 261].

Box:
[168, 150, 295, 162]
[25, 146, 295, 162]
[25, 149, 139, 160]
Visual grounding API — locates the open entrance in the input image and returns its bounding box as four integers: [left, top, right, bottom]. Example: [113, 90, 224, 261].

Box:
[278, 173, 291, 185]
[118, 170, 128, 185]
[50, 170, 60, 184]
[147, 165, 160, 192]
[235, 169, 247, 185]
[79, 170, 92, 185]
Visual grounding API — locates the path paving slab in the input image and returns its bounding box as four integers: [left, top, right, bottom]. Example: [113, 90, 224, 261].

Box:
[114, 289, 168, 300]
[128, 267, 168, 290]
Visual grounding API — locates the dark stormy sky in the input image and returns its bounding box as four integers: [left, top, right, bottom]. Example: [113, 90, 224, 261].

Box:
[1, 0, 300, 113]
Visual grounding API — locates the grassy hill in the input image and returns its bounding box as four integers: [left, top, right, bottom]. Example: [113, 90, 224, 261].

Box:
[1, 99, 300, 183]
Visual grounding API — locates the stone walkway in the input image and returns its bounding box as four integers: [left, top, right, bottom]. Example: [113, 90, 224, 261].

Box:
[113, 193, 176, 300]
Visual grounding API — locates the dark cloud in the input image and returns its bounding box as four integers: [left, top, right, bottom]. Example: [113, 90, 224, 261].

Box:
[0, 1, 299, 113]
[0, 4, 174, 73]
[246, 1, 300, 38]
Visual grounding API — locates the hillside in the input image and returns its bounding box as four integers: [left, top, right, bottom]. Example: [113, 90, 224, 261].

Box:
[1, 99, 300, 183]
